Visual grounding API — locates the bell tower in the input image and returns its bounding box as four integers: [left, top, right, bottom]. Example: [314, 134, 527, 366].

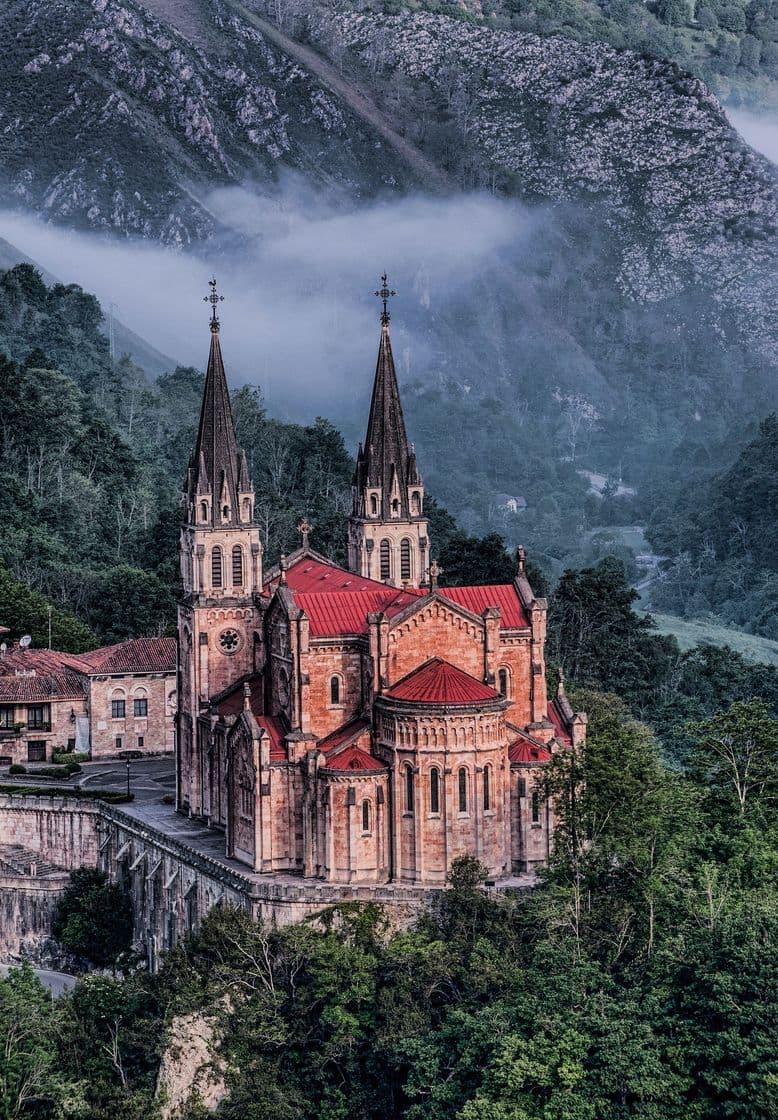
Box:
[177, 279, 264, 817]
[347, 275, 430, 588]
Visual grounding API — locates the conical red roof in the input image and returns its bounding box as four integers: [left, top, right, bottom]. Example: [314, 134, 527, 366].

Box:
[385, 658, 501, 705]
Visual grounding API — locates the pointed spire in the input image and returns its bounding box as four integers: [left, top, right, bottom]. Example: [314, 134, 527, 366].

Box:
[185, 279, 252, 527]
[354, 274, 416, 518]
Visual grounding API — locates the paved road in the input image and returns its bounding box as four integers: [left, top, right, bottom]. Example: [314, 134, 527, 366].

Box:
[0, 963, 76, 998]
[78, 757, 176, 802]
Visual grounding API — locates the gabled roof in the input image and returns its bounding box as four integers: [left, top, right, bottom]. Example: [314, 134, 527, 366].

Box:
[82, 638, 176, 675]
[0, 671, 86, 703]
[440, 585, 529, 628]
[264, 555, 529, 640]
[0, 648, 93, 676]
[318, 716, 371, 754]
[322, 744, 386, 772]
[548, 700, 573, 745]
[296, 589, 419, 638]
[385, 658, 502, 706]
[509, 731, 552, 764]
[271, 555, 423, 597]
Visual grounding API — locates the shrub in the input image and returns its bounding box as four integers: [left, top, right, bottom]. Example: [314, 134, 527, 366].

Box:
[0, 784, 133, 803]
[32, 765, 72, 779]
[8, 764, 26, 775]
[53, 750, 89, 765]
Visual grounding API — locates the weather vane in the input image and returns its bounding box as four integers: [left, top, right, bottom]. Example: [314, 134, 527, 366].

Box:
[374, 272, 396, 325]
[204, 276, 224, 331]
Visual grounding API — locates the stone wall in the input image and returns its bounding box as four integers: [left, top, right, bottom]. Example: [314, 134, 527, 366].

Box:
[0, 794, 452, 971]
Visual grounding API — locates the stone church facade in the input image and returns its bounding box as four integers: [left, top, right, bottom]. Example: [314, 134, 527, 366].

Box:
[176, 285, 585, 884]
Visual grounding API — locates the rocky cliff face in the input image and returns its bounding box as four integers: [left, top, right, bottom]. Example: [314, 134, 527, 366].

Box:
[0, 0, 409, 242]
[1, 0, 776, 537]
[321, 9, 777, 349]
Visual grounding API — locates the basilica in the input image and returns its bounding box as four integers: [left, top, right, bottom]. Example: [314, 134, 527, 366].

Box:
[176, 280, 585, 884]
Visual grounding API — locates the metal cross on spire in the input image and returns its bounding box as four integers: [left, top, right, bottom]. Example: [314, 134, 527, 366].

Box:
[204, 276, 224, 332]
[374, 272, 396, 325]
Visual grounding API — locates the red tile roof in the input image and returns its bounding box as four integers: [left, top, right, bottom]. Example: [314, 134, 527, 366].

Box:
[83, 637, 176, 675]
[270, 557, 424, 597]
[318, 717, 371, 754]
[548, 701, 573, 745]
[385, 658, 501, 706]
[0, 671, 86, 703]
[266, 556, 529, 638]
[256, 714, 286, 761]
[509, 733, 552, 764]
[215, 676, 264, 718]
[0, 649, 92, 675]
[295, 588, 419, 637]
[439, 585, 529, 628]
[322, 745, 386, 772]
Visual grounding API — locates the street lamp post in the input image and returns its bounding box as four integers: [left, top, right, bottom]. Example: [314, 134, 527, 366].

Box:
[125, 759, 131, 800]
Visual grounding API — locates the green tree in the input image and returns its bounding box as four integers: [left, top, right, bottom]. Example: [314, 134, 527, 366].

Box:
[53, 868, 133, 967]
[0, 964, 70, 1119]
[548, 558, 676, 712]
[685, 699, 778, 824]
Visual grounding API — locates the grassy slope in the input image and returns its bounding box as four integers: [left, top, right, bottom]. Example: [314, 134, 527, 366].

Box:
[650, 611, 778, 666]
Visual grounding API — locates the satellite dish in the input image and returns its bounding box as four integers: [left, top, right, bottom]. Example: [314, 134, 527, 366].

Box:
[19, 635, 32, 649]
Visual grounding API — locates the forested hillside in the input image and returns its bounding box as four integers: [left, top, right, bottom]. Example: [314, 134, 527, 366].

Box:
[0, 264, 360, 642]
[647, 414, 778, 637]
[0, 265, 523, 643]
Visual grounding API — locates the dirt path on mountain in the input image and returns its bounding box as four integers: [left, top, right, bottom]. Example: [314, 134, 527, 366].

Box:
[230, 3, 452, 191]
[140, 0, 452, 191]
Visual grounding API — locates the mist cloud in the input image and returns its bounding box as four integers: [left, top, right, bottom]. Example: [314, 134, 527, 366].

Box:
[0, 184, 534, 419]
[728, 108, 778, 166]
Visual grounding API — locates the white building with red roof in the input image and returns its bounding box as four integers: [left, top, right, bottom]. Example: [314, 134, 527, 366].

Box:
[177, 279, 585, 884]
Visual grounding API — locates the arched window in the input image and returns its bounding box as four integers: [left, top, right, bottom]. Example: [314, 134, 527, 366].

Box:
[232, 545, 243, 587]
[430, 766, 440, 814]
[362, 799, 371, 833]
[458, 767, 467, 813]
[483, 765, 491, 811]
[498, 668, 509, 698]
[222, 504, 230, 521]
[400, 539, 412, 582]
[405, 765, 414, 813]
[380, 540, 391, 581]
[531, 789, 541, 824]
[330, 675, 341, 705]
[411, 491, 421, 515]
[370, 494, 378, 516]
[392, 498, 399, 515]
[211, 547, 223, 588]
[199, 501, 208, 522]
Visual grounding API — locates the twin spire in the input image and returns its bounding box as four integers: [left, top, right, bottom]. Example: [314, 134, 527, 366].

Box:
[354, 273, 422, 521]
[185, 278, 252, 528]
[186, 274, 424, 571]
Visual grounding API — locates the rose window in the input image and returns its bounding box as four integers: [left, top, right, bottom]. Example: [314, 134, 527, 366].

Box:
[219, 629, 240, 653]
